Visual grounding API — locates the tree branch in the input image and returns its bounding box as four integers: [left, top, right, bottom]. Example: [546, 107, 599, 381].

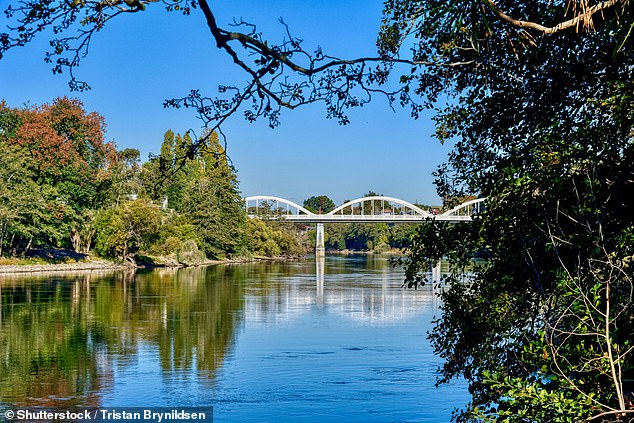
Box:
[482, 0, 623, 34]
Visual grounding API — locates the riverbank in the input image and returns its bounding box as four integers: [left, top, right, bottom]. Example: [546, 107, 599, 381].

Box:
[0, 246, 400, 274]
[0, 251, 305, 275]
[0, 259, 130, 274]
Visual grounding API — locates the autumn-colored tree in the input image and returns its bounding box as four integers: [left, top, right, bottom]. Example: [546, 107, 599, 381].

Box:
[0, 98, 116, 252]
[8, 98, 114, 179]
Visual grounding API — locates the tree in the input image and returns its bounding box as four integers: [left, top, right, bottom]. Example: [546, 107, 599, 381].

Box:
[141, 131, 194, 210]
[137, 128, 247, 260]
[246, 218, 305, 258]
[324, 224, 347, 251]
[98, 147, 142, 221]
[93, 199, 162, 262]
[389, 1, 634, 421]
[1, 0, 630, 146]
[303, 195, 335, 214]
[388, 223, 417, 250]
[0, 98, 116, 252]
[322, 222, 399, 252]
[0, 142, 55, 256]
[177, 132, 246, 259]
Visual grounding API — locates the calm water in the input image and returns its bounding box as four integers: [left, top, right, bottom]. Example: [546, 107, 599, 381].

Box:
[0, 256, 468, 422]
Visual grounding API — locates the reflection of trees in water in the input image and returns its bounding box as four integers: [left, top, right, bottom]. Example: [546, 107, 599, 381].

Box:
[0, 266, 246, 405]
[0, 272, 113, 408]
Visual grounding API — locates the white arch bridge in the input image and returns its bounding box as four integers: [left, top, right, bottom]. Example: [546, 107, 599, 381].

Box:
[244, 195, 485, 256]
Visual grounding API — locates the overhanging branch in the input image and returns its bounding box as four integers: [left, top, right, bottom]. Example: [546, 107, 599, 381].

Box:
[482, 0, 623, 34]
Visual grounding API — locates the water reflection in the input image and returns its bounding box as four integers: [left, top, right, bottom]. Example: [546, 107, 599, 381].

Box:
[0, 266, 246, 407]
[240, 255, 434, 326]
[316, 256, 324, 304]
[0, 257, 467, 421]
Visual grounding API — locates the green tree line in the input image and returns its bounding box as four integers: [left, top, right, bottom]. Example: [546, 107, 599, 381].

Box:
[0, 99, 306, 263]
[317, 223, 415, 252]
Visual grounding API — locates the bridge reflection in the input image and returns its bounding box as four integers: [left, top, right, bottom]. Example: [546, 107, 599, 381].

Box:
[242, 256, 440, 326]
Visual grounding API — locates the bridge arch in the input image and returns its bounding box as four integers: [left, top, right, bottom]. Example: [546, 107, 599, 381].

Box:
[326, 196, 433, 218]
[440, 198, 486, 218]
[244, 195, 315, 216]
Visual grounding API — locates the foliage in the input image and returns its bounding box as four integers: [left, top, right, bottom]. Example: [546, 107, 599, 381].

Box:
[93, 198, 203, 265]
[146, 213, 204, 265]
[246, 218, 305, 258]
[323, 222, 416, 252]
[3, 1, 633, 418]
[144, 129, 311, 260]
[3, 0, 629, 156]
[0, 141, 59, 255]
[140, 131, 193, 209]
[157, 131, 247, 259]
[180, 168, 246, 260]
[303, 195, 335, 214]
[0, 102, 277, 263]
[391, 1, 634, 420]
[93, 199, 162, 262]
[94, 127, 251, 263]
[9, 97, 113, 177]
[388, 223, 418, 250]
[0, 98, 116, 252]
[101, 147, 142, 205]
[140, 129, 248, 259]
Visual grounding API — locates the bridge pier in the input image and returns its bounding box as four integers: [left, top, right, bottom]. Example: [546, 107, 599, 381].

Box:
[432, 262, 442, 283]
[315, 223, 325, 258]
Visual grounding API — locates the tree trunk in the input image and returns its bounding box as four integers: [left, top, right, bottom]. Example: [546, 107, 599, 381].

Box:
[0, 222, 5, 256]
[70, 215, 95, 254]
[70, 227, 81, 253]
[9, 233, 15, 256]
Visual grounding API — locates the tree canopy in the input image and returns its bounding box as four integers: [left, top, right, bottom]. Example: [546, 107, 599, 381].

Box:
[2, 0, 630, 153]
[392, 1, 634, 421]
[0, 99, 303, 262]
[0, 98, 116, 253]
[303, 195, 336, 214]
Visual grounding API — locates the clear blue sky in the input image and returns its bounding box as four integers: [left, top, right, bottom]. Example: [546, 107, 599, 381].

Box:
[0, 0, 452, 206]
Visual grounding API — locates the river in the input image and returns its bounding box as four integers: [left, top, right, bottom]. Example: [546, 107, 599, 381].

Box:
[0, 256, 468, 422]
